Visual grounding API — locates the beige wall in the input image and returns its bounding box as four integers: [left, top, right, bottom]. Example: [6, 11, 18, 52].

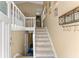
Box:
[44, 1, 79, 58]
[11, 31, 25, 57]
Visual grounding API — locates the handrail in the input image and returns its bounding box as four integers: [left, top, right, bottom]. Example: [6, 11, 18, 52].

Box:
[10, 2, 25, 26]
[11, 2, 25, 17]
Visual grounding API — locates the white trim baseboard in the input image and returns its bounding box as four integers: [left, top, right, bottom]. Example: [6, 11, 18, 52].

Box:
[13, 53, 22, 58]
[45, 27, 58, 58]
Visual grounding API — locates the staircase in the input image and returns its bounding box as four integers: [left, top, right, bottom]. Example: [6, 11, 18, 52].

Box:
[35, 27, 54, 58]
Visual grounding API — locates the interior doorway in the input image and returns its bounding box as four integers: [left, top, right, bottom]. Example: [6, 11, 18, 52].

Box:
[25, 31, 33, 57]
[36, 15, 41, 27]
[11, 31, 33, 58]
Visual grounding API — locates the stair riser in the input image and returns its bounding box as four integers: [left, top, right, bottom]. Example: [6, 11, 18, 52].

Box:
[36, 28, 46, 30]
[36, 31, 46, 32]
[36, 51, 53, 53]
[36, 35, 48, 37]
[36, 33, 48, 35]
[36, 45, 51, 48]
[36, 48, 52, 51]
[36, 42, 50, 45]
[36, 40, 49, 42]
[35, 39, 49, 41]
[36, 32, 48, 34]
[36, 55, 55, 58]
[36, 54, 54, 57]
[36, 36, 48, 38]
[36, 44, 51, 47]
[36, 30, 46, 32]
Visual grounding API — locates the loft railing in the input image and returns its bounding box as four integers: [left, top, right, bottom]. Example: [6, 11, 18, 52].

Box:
[25, 17, 36, 27]
[0, 1, 37, 28]
[10, 2, 25, 26]
[0, 1, 25, 26]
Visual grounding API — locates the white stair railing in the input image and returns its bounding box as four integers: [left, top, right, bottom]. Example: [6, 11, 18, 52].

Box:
[10, 2, 25, 26]
[25, 17, 36, 27]
[0, 1, 25, 27]
[33, 17, 36, 58]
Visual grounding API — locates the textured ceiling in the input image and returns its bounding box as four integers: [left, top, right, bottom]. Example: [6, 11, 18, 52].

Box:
[14, 1, 43, 5]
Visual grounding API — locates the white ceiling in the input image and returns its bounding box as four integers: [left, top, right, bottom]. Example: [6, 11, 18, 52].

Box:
[14, 1, 43, 17]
